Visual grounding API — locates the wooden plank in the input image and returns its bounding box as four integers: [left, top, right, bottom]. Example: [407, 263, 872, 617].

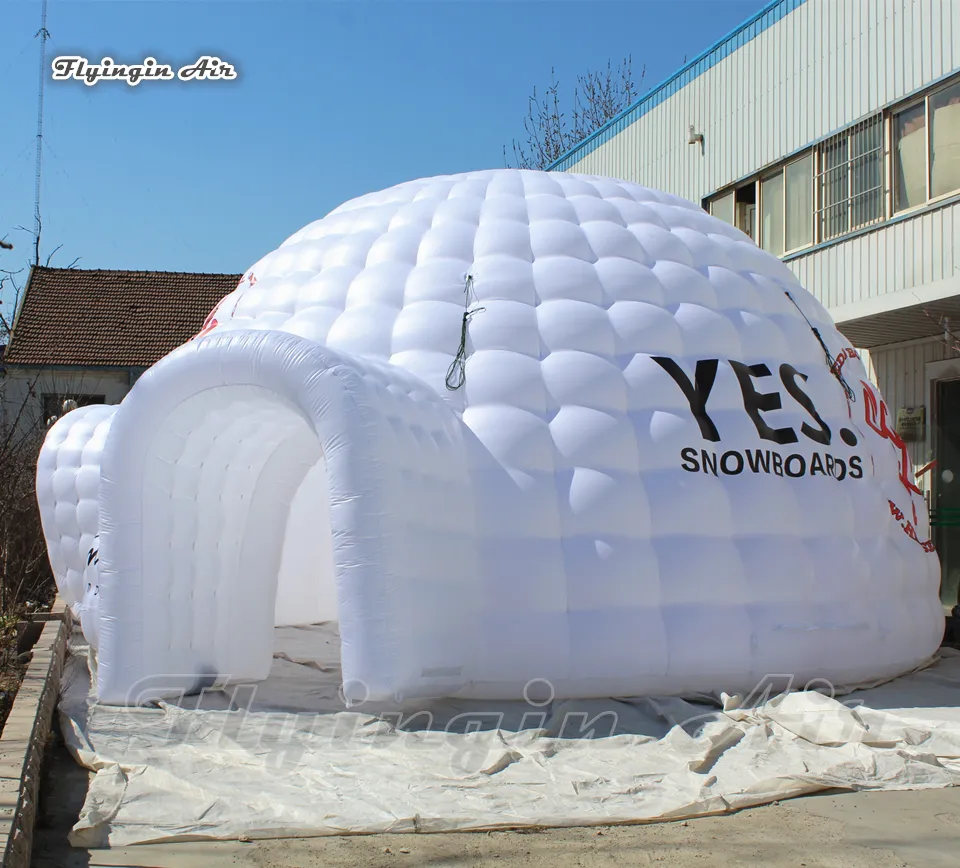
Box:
[0, 601, 71, 868]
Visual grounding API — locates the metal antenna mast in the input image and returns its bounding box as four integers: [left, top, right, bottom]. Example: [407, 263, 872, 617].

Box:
[34, 0, 50, 267]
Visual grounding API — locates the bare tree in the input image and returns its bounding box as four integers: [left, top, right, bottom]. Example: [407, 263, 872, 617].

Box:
[0, 268, 55, 618]
[0, 253, 84, 621]
[920, 304, 960, 356]
[0, 268, 26, 341]
[505, 56, 644, 171]
[9, 222, 79, 272]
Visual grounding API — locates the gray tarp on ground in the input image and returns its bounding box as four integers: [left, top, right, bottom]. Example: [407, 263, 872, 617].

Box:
[57, 625, 960, 848]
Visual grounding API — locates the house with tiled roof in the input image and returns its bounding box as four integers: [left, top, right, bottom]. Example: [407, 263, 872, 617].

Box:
[1, 266, 240, 432]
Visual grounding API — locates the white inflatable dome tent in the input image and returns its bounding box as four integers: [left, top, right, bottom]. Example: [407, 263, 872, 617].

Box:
[37, 169, 944, 706]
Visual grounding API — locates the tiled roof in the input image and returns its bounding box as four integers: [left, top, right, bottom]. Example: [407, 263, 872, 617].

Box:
[3, 266, 241, 367]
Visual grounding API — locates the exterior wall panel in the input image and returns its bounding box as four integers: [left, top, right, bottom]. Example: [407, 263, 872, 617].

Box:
[0, 368, 131, 437]
[786, 202, 960, 310]
[561, 0, 960, 209]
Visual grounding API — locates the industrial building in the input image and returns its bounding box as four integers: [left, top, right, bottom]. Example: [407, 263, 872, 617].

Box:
[549, 0, 960, 612]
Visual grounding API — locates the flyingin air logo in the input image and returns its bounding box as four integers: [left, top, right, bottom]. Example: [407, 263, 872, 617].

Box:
[51, 56, 238, 86]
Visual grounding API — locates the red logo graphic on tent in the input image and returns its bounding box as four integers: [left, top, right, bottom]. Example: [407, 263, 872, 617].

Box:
[861, 379, 935, 553]
[860, 380, 921, 497]
[192, 274, 255, 341]
[193, 301, 223, 340]
[831, 347, 860, 378]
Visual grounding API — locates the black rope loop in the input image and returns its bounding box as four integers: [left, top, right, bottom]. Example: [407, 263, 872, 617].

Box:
[445, 275, 484, 391]
[784, 290, 856, 403]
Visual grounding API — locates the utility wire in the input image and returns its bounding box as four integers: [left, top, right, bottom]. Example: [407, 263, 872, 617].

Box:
[34, 0, 50, 266]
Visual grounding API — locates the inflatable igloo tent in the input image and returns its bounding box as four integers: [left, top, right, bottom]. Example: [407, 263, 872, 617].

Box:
[38, 170, 944, 706]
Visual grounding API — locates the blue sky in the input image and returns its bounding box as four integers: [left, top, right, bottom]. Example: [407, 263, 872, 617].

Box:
[1, 0, 765, 277]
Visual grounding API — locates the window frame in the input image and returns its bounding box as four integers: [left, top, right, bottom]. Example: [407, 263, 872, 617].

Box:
[891, 93, 931, 216]
[703, 70, 960, 257]
[42, 392, 106, 421]
[782, 151, 815, 255]
[709, 151, 816, 257]
[922, 78, 960, 206]
[708, 190, 735, 225]
[813, 113, 885, 243]
[758, 169, 785, 257]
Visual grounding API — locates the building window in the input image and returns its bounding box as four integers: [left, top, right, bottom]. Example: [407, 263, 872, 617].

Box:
[931, 80, 960, 199]
[709, 185, 757, 242]
[733, 184, 756, 241]
[759, 171, 785, 256]
[784, 153, 814, 251]
[709, 191, 735, 225]
[815, 114, 884, 241]
[707, 153, 816, 256]
[754, 153, 814, 256]
[894, 102, 927, 211]
[893, 78, 960, 214]
[42, 393, 105, 421]
[703, 72, 960, 256]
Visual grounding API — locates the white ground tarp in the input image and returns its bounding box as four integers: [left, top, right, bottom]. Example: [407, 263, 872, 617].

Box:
[58, 625, 960, 848]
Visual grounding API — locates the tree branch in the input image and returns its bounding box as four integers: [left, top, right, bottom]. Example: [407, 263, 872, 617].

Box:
[506, 56, 642, 171]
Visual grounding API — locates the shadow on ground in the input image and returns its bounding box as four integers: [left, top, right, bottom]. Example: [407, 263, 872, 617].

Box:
[31, 726, 91, 868]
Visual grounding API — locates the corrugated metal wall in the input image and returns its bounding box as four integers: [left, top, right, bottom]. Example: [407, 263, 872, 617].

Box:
[787, 202, 960, 308]
[566, 0, 960, 207]
[560, 0, 960, 487]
